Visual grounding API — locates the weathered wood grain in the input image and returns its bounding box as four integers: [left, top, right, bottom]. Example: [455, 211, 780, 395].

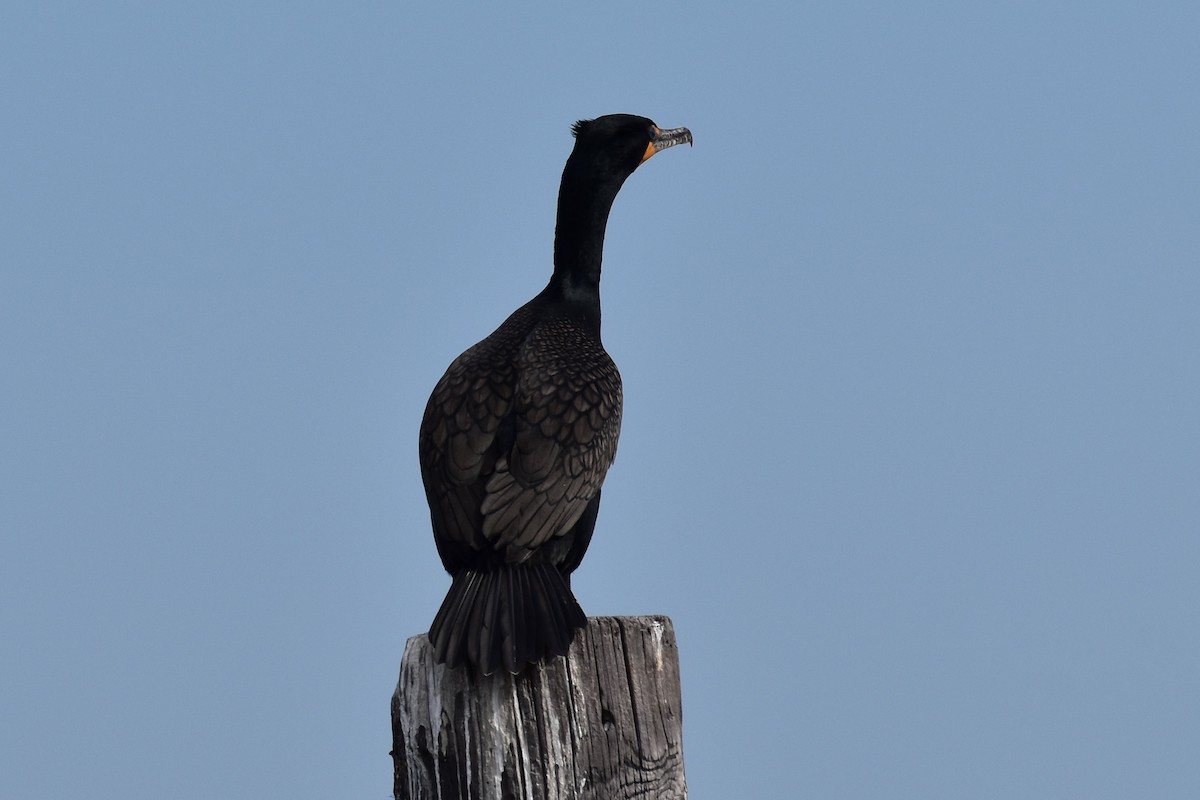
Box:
[391, 615, 687, 800]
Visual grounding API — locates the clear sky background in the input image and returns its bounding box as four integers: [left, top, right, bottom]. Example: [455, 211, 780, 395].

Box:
[3, 2, 1198, 798]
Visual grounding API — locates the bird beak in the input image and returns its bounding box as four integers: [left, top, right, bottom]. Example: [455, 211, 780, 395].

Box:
[641, 125, 693, 163]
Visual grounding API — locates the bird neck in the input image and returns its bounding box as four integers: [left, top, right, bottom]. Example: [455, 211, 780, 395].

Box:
[551, 156, 632, 304]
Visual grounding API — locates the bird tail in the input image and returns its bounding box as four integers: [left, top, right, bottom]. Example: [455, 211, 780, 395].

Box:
[428, 563, 587, 675]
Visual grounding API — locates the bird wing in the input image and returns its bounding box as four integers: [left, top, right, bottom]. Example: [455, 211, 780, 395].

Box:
[419, 340, 517, 554]
[479, 320, 622, 560]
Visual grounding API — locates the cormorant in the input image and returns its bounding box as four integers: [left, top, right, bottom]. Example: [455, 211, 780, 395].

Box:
[418, 114, 692, 675]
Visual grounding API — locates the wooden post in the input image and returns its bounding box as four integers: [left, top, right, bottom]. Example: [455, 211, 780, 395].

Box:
[391, 615, 687, 800]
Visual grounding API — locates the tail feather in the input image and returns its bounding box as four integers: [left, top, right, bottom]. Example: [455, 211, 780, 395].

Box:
[430, 570, 476, 667]
[428, 563, 586, 675]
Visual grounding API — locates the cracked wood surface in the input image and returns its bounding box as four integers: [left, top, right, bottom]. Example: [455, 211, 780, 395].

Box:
[391, 615, 687, 800]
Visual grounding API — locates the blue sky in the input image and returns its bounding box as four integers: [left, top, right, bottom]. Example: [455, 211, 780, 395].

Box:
[3, 2, 1198, 798]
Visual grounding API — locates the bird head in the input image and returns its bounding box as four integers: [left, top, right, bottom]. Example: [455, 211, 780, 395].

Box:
[569, 114, 693, 178]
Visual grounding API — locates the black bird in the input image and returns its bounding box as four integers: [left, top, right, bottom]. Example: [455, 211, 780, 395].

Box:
[418, 114, 692, 675]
